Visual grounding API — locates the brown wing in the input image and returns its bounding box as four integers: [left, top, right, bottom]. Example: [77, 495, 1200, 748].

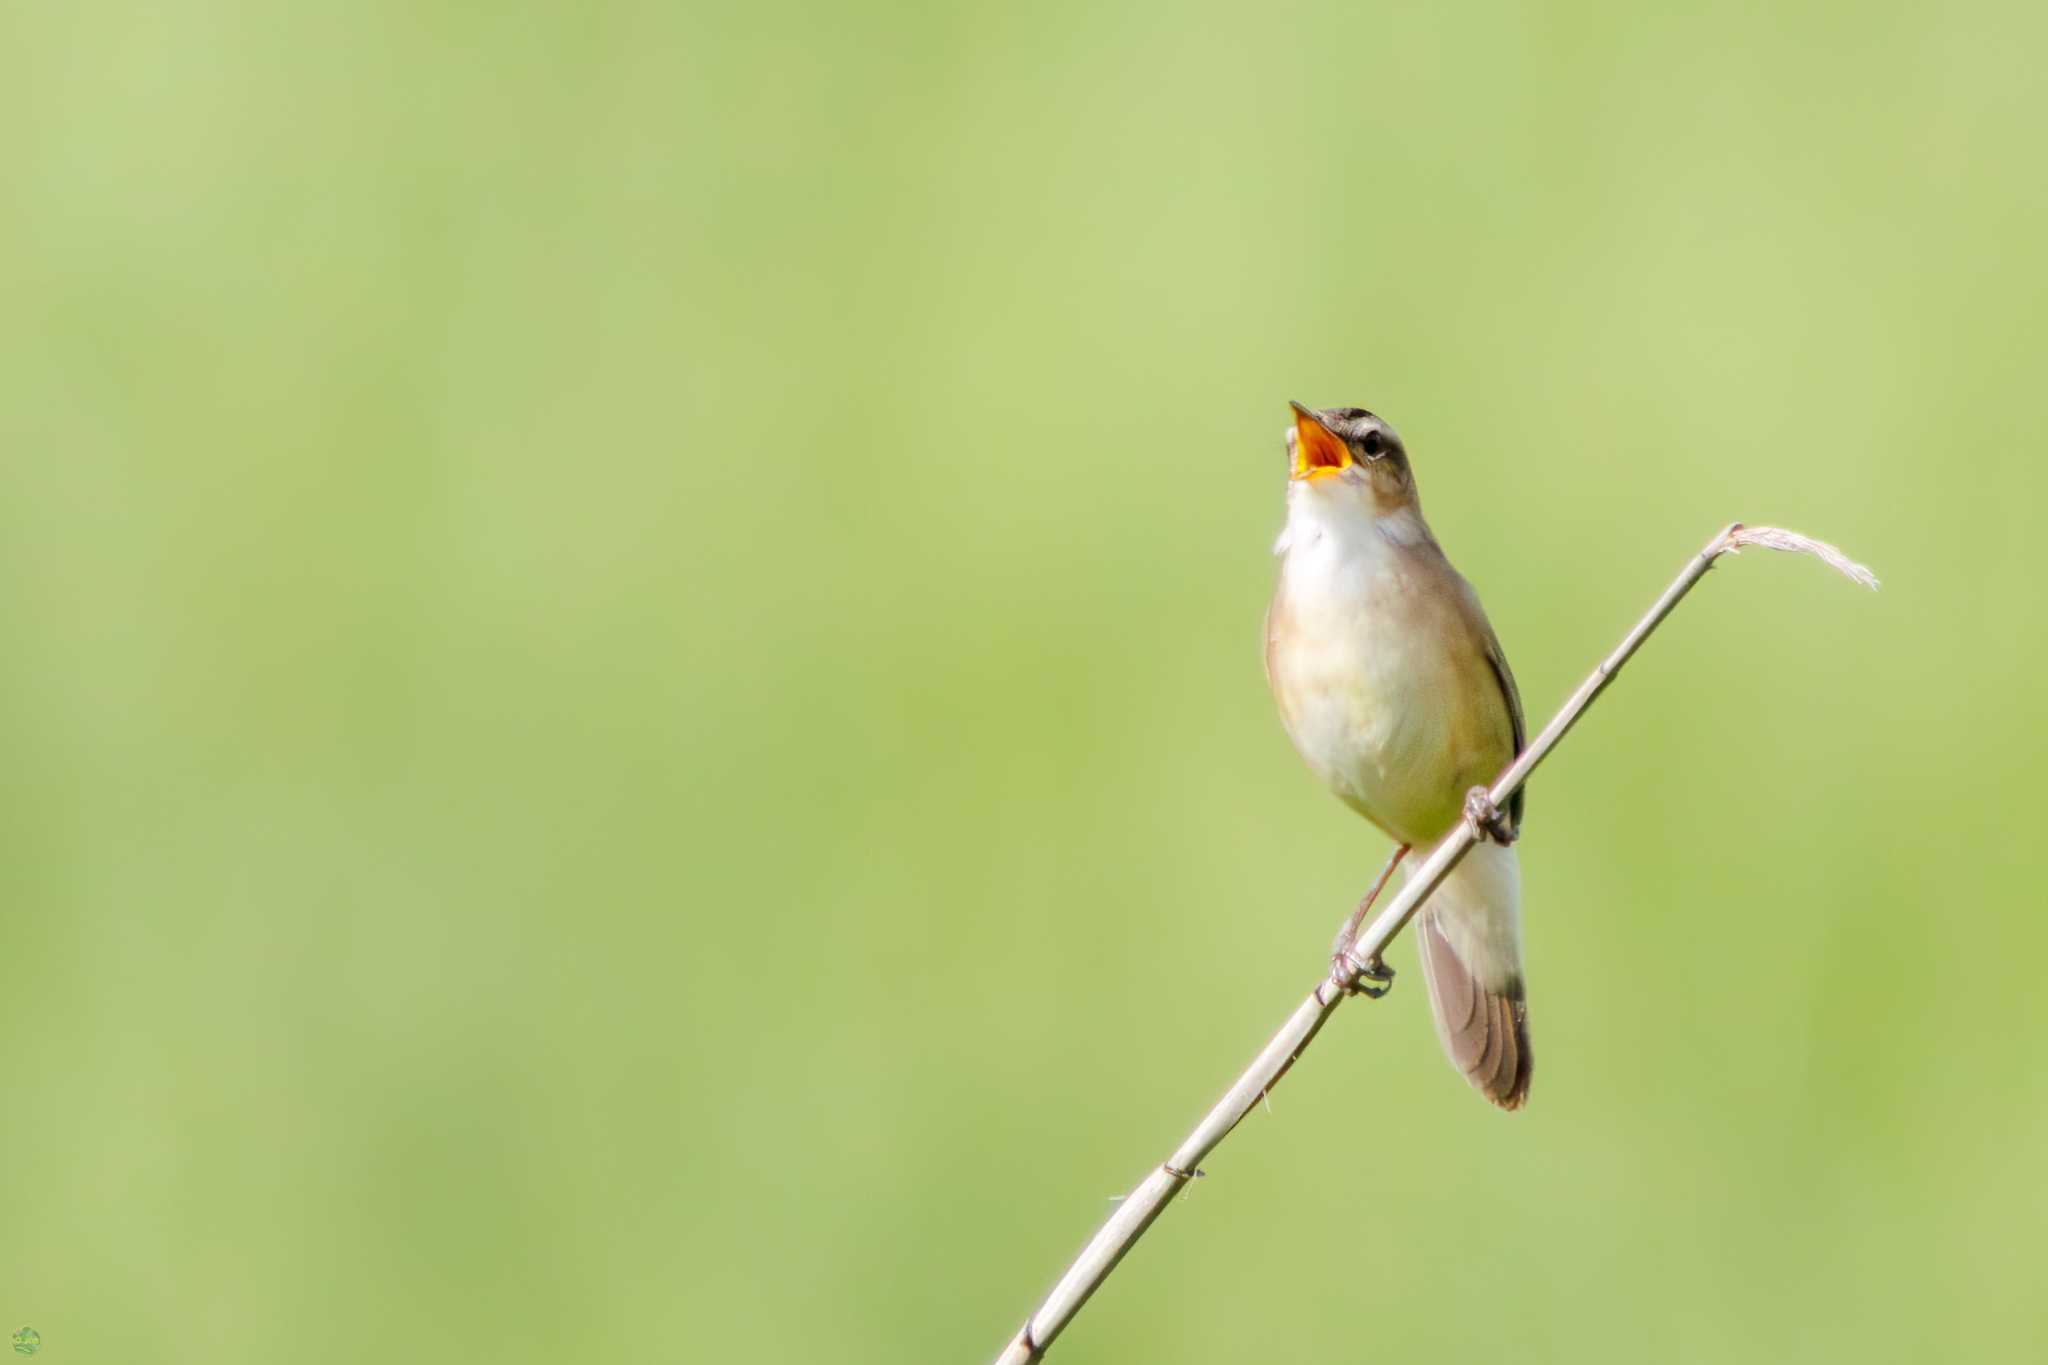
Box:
[1447, 568, 1527, 832]
[1481, 627, 1527, 833]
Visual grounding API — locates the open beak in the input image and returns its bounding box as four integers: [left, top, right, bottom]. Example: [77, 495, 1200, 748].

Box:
[1289, 401, 1351, 481]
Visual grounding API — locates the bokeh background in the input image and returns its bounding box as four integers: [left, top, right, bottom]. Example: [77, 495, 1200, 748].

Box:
[2, 1, 2043, 1361]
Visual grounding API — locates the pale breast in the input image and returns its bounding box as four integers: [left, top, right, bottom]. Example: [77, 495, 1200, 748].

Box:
[1267, 532, 1513, 845]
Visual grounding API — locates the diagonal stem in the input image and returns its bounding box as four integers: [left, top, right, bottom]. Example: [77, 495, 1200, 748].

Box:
[990, 523, 1875, 1365]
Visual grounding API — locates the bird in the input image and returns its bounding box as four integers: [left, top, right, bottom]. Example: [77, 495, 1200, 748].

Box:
[1264, 401, 1531, 1109]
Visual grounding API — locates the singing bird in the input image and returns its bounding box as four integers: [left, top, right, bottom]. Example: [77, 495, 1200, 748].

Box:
[1265, 402, 1532, 1109]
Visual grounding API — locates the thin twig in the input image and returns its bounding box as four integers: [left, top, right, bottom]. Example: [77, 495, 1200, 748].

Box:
[991, 522, 1875, 1365]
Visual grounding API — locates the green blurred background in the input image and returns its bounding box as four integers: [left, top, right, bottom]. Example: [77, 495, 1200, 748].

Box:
[2, 1, 2042, 1360]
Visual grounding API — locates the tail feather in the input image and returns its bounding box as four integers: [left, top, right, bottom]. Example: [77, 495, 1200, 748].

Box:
[1418, 913, 1531, 1109]
[1413, 846, 1531, 1110]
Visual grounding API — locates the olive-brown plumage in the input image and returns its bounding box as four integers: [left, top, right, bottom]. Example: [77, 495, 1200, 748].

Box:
[1265, 403, 1532, 1109]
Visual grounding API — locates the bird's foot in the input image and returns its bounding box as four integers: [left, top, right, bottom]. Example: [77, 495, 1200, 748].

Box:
[1335, 953, 1396, 999]
[1464, 786, 1517, 846]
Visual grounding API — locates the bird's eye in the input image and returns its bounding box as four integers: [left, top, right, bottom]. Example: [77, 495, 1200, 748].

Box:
[1359, 431, 1385, 457]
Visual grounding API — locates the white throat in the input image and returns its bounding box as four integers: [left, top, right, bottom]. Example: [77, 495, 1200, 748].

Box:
[1274, 482, 1430, 559]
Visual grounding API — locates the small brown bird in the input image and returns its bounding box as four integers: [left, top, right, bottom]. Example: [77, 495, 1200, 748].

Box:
[1264, 402, 1531, 1109]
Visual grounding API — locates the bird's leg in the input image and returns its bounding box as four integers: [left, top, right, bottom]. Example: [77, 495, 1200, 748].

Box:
[1331, 845, 1408, 960]
[1331, 844, 1409, 996]
[1464, 786, 1518, 846]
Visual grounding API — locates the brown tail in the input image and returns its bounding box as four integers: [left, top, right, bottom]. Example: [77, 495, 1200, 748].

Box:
[1416, 908, 1532, 1110]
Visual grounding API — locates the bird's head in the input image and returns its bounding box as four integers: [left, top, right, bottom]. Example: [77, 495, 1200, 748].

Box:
[1285, 402, 1416, 516]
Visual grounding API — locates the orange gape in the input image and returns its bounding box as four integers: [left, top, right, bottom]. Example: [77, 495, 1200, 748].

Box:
[1291, 407, 1351, 480]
